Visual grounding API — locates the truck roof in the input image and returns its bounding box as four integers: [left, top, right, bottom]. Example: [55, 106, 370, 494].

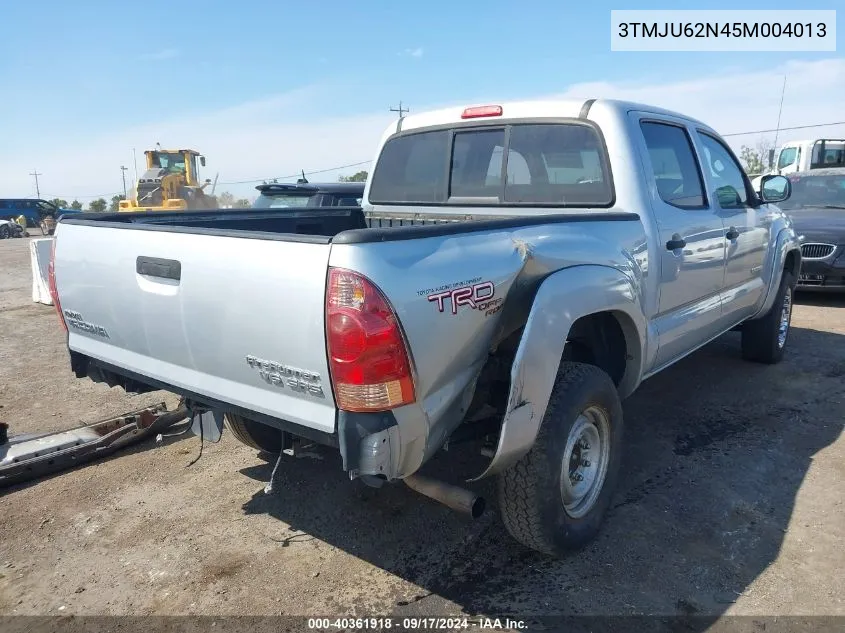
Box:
[255, 182, 365, 195]
[395, 98, 713, 134]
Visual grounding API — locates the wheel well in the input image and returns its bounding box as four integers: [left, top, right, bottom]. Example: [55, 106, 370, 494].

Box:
[784, 249, 800, 278]
[563, 312, 632, 387]
[466, 311, 637, 425]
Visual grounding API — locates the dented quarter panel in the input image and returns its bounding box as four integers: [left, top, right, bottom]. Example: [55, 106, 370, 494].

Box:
[329, 215, 649, 478]
[470, 265, 646, 480]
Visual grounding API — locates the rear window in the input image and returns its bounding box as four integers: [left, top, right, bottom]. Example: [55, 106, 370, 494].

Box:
[253, 194, 315, 209]
[368, 123, 613, 206]
[810, 141, 845, 169]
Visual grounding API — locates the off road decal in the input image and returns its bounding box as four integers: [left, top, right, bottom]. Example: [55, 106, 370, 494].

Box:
[422, 280, 502, 316]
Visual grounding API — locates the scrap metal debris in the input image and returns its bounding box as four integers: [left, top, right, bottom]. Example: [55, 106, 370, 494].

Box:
[0, 403, 188, 488]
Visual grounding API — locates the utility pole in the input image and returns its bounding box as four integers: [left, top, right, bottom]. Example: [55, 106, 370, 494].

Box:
[132, 148, 139, 183]
[29, 169, 42, 198]
[120, 166, 129, 198]
[390, 101, 409, 119]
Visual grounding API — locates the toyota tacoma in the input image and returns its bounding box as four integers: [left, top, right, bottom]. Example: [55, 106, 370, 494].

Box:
[49, 99, 800, 556]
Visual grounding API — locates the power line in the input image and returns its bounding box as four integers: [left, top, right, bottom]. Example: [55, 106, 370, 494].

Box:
[723, 120, 845, 137]
[32, 118, 845, 199]
[215, 160, 372, 186]
[42, 191, 122, 200]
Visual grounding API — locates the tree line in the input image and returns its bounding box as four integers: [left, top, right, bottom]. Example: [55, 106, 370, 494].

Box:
[50, 196, 124, 213]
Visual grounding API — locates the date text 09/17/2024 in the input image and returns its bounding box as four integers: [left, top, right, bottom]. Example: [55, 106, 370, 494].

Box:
[307, 617, 528, 630]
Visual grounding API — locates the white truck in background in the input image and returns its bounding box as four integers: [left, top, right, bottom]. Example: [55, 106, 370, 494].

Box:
[772, 138, 845, 174]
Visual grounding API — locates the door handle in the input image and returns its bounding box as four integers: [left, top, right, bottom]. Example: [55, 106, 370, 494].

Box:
[725, 227, 740, 240]
[136, 256, 181, 281]
[666, 237, 686, 251]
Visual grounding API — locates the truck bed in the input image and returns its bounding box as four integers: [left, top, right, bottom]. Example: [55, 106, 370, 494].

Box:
[55, 207, 640, 442]
[61, 207, 634, 241]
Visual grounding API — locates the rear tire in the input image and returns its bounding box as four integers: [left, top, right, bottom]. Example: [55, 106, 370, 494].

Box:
[498, 362, 623, 557]
[741, 270, 795, 364]
[224, 414, 283, 453]
[0, 225, 9, 239]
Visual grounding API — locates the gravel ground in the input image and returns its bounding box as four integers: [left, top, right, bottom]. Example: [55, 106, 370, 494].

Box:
[0, 235, 843, 624]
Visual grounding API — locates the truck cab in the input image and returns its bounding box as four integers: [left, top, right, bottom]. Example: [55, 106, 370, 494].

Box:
[773, 139, 845, 175]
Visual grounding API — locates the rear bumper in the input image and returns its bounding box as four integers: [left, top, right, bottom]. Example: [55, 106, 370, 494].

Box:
[69, 351, 407, 479]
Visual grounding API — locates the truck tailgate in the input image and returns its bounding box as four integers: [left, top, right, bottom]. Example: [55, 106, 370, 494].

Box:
[54, 223, 336, 433]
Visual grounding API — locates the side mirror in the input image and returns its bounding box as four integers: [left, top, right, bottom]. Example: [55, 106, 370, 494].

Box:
[200, 156, 206, 167]
[759, 174, 791, 203]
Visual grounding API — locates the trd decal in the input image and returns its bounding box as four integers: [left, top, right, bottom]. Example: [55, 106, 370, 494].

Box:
[426, 280, 503, 316]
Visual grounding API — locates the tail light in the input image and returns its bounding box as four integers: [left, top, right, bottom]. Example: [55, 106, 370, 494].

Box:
[326, 268, 415, 412]
[47, 238, 67, 332]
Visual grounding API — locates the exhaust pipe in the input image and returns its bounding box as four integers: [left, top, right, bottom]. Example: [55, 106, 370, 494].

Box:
[403, 474, 485, 519]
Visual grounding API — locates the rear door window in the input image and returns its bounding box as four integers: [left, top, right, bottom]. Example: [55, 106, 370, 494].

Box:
[640, 121, 706, 209]
[368, 123, 613, 207]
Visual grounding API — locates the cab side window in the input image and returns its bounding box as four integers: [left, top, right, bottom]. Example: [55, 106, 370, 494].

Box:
[640, 121, 706, 209]
[777, 147, 798, 170]
[698, 133, 749, 209]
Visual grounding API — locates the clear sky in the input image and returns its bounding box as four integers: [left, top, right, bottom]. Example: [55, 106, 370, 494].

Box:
[1, 0, 842, 203]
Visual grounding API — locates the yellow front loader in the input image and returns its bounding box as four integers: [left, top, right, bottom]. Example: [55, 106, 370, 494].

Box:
[119, 147, 218, 212]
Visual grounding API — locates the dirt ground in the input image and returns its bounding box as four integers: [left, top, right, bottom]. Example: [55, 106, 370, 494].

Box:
[1, 235, 843, 623]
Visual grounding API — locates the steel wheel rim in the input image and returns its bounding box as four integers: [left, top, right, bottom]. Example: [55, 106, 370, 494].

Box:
[560, 405, 611, 519]
[778, 287, 792, 349]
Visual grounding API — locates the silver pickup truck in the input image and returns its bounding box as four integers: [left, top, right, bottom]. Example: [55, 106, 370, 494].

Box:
[50, 99, 800, 557]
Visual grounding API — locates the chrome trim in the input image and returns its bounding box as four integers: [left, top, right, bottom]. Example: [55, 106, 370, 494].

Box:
[800, 242, 836, 260]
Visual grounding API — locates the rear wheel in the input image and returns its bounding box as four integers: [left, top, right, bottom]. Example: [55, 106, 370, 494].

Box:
[498, 362, 624, 557]
[741, 270, 795, 364]
[224, 413, 283, 453]
[0, 224, 10, 239]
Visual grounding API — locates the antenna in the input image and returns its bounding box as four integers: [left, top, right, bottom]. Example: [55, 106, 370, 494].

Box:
[772, 75, 787, 153]
[211, 173, 219, 195]
[297, 169, 309, 184]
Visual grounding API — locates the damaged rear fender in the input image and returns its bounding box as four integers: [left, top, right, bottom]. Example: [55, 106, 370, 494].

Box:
[471, 265, 646, 480]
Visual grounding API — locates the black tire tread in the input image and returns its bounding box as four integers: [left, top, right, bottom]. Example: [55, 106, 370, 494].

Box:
[741, 270, 794, 364]
[498, 362, 619, 556]
[224, 413, 282, 453]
